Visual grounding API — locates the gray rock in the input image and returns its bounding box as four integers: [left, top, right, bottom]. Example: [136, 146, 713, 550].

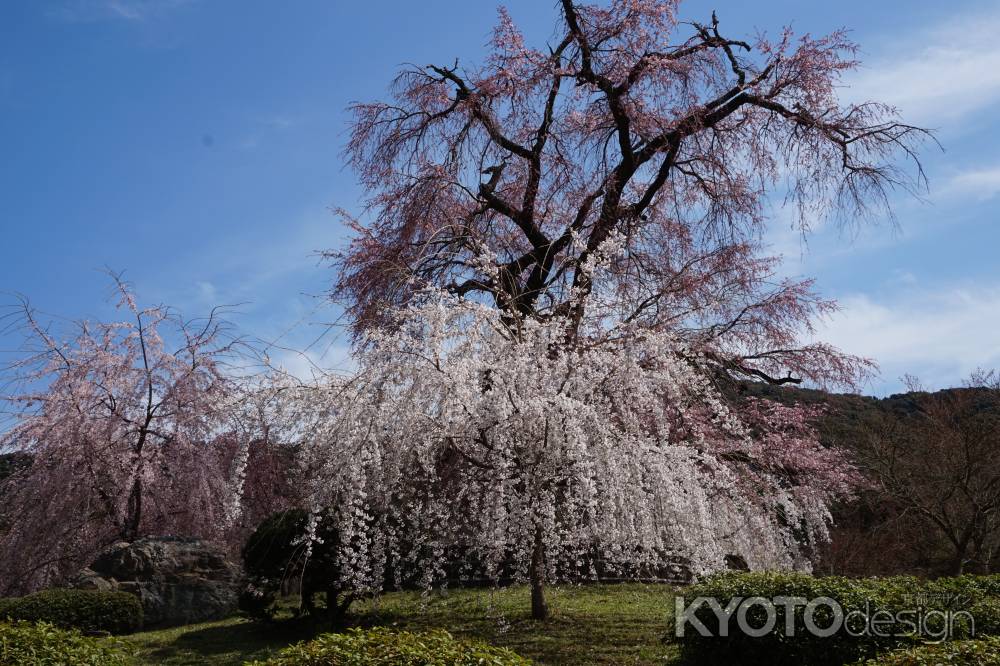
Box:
[70, 567, 117, 592]
[724, 553, 750, 572]
[72, 536, 243, 628]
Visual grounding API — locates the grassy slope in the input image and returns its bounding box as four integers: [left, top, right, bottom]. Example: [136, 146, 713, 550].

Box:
[125, 583, 681, 665]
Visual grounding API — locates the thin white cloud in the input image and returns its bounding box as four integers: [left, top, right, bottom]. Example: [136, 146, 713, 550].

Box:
[48, 0, 193, 23]
[268, 347, 353, 383]
[887, 269, 918, 287]
[196, 280, 217, 303]
[817, 284, 1000, 393]
[845, 10, 1000, 126]
[238, 114, 299, 152]
[939, 166, 1000, 202]
[266, 116, 296, 130]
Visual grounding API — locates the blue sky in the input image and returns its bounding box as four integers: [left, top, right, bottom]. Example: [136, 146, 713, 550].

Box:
[1, 0, 998, 395]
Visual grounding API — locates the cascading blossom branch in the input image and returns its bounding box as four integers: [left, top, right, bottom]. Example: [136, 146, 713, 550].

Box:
[296, 291, 856, 617]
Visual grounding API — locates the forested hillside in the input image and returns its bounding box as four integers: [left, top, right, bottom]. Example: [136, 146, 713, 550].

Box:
[745, 382, 1000, 576]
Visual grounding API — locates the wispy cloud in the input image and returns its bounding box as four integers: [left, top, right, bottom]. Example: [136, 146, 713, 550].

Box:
[48, 0, 193, 23]
[138, 198, 354, 371]
[845, 9, 1000, 127]
[817, 283, 1000, 393]
[938, 166, 1000, 202]
[269, 344, 355, 382]
[195, 280, 217, 303]
[237, 114, 300, 152]
[265, 116, 296, 130]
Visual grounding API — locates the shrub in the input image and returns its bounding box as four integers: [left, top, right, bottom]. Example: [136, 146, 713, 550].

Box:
[904, 576, 1000, 639]
[675, 572, 918, 666]
[969, 576, 1000, 598]
[0, 621, 131, 665]
[859, 636, 1000, 665]
[924, 574, 1000, 602]
[675, 572, 1000, 665]
[0, 452, 30, 484]
[246, 627, 530, 665]
[0, 589, 143, 635]
[967, 597, 1000, 637]
[241, 509, 352, 622]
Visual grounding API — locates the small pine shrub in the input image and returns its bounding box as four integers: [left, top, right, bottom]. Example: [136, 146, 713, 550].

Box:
[0, 589, 143, 635]
[0, 621, 131, 665]
[246, 627, 531, 665]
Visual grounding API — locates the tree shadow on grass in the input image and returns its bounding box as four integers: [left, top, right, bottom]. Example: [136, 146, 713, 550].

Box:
[137, 617, 316, 666]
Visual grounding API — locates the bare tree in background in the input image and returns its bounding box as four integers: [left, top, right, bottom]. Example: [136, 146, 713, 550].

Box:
[855, 373, 1000, 576]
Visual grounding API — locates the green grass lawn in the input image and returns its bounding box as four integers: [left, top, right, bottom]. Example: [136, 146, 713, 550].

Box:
[123, 614, 310, 665]
[124, 583, 682, 665]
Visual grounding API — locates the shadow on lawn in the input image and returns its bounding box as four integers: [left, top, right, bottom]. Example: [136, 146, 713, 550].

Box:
[136, 617, 315, 665]
[133, 585, 680, 665]
[350, 587, 680, 666]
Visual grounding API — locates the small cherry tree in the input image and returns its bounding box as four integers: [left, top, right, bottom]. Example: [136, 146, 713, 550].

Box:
[0, 276, 284, 594]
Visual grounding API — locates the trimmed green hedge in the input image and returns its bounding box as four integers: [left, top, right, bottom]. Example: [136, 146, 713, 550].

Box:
[674, 572, 1000, 666]
[925, 574, 1000, 599]
[0, 589, 143, 635]
[859, 636, 1000, 665]
[246, 627, 530, 665]
[0, 621, 131, 665]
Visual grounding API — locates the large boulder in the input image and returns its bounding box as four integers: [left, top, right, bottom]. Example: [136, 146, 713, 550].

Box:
[72, 536, 242, 628]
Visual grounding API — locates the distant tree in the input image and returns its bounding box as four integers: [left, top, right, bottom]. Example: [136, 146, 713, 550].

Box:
[0, 275, 287, 594]
[854, 374, 1000, 576]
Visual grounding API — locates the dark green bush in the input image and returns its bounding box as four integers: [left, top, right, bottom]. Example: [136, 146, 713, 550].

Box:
[676, 572, 924, 666]
[924, 574, 1000, 601]
[899, 576, 1000, 639]
[0, 452, 31, 484]
[0, 621, 131, 665]
[676, 572, 1000, 665]
[245, 627, 530, 665]
[241, 509, 351, 622]
[858, 636, 1000, 665]
[967, 597, 1000, 637]
[0, 589, 143, 635]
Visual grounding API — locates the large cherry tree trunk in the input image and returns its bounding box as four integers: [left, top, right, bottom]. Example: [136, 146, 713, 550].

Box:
[529, 524, 548, 621]
[123, 476, 142, 542]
